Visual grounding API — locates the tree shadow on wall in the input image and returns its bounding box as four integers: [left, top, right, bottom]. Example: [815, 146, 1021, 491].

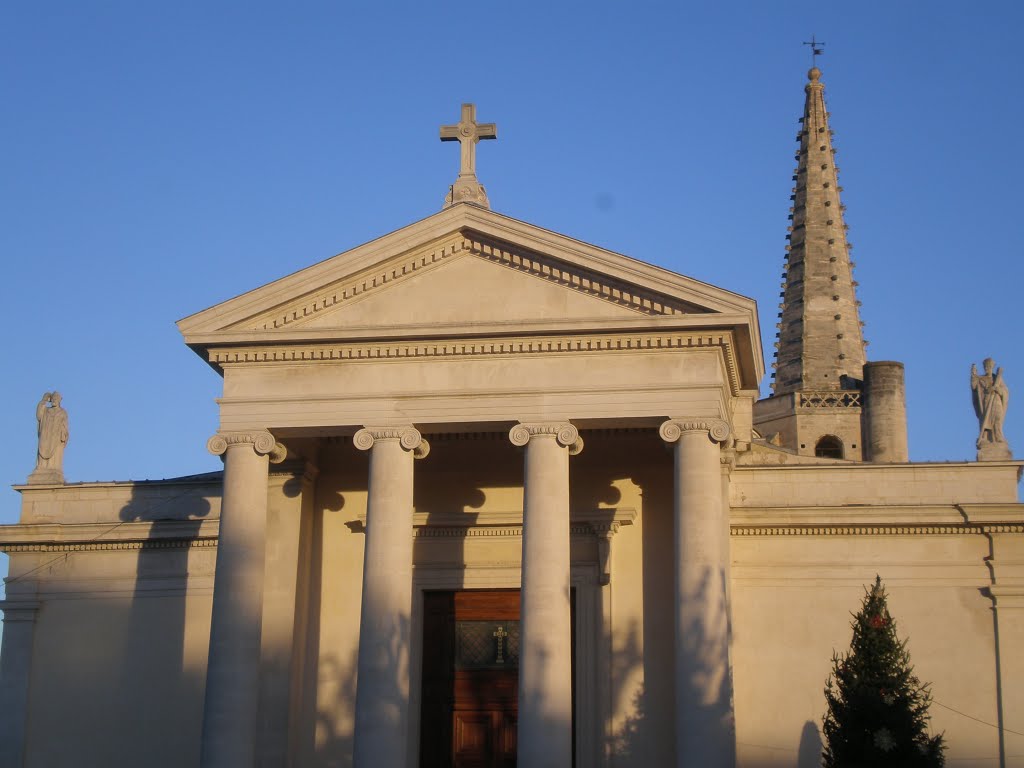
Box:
[114, 476, 216, 766]
[309, 615, 412, 768]
[607, 618, 645, 763]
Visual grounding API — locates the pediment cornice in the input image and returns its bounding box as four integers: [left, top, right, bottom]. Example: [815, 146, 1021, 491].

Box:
[178, 204, 766, 386]
[225, 230, 708, 335]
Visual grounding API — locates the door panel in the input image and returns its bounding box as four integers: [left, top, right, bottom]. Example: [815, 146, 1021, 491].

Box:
[421, 591, 519, 768]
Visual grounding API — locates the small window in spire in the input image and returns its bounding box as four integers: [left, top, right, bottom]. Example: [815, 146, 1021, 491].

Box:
[815, 435, 844, 459]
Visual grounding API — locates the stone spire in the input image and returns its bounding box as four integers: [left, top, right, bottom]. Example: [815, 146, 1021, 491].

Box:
[771, 67, 866, 395]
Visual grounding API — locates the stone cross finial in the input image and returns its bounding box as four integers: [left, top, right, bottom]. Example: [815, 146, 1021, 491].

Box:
[440, 103, 497, 209]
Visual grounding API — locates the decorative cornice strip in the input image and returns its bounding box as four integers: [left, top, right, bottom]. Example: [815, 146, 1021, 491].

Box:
[253, 236, 471, 331]
[731, 524, 1024, 536]
[466, 234, 700, 316]
[1, 538, 218, 553]
[415, 523, 608, 538]
[355, 507, 637, 530]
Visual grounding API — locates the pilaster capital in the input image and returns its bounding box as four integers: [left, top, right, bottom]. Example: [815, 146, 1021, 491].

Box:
[0, 600, 41, 623]
[659, 419, 731, 445]
[353, 426, 428, 457]
[207, 431, 287, 463]
[509, 422, 583, 454]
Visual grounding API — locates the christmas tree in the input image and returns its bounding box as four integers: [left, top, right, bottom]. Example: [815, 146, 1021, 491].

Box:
[822, 576, 945, 767]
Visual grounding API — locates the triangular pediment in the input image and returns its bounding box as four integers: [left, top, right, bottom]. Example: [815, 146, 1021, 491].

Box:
[289, 252, 652, 330]
[178, 204, 765, 388]
[179, 205, 756, 344]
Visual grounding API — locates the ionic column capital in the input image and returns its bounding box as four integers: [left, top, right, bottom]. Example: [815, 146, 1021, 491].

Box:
[509, 422, 583, 455]
[207, 431, 287, 463]
[658, 418, 730, 445]
[353, 426, 429, 458]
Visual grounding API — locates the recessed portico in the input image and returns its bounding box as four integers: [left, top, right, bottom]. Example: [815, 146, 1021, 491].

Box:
[179, 202, 762, 767]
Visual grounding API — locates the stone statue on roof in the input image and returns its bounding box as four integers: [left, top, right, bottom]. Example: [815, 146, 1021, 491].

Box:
[28, 391, 69, 484]
[971, 359, 1012, 460]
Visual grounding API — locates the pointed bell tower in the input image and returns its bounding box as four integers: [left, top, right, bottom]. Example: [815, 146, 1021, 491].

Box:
[754, 67, 877, 461]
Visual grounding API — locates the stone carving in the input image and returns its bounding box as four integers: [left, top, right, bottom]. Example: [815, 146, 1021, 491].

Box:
[659, 418, 731, 445]
[508, 422, 583, 454]
[972, 359, 1012, 460]
[207, 431, 287, 463]
[440, 103, 497, 209]
[28, 392, 69, 484]
[353, 426, 429, 458]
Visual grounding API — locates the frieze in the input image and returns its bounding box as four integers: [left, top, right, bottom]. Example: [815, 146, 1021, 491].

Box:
[208, 330, 743, 396]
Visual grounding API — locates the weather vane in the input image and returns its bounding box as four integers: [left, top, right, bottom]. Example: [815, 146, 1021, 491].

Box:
[803, 35, 825, 65]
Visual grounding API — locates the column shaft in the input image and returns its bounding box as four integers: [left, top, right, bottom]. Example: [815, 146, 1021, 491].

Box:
[352, 428, 422, 768]
[661, 420, 735, 768]
[201, 433, 275, 768]
[512, 423, 577, 768]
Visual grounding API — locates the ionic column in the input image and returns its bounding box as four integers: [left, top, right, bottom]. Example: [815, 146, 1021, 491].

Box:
[659, 419, 735, 768]
[509, 422, 582, 768]
[352, 426, 428, 768]
[201, 430, 285, 768]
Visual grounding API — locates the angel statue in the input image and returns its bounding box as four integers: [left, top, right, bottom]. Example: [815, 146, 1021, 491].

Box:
[28, 391, 69, 484]
[971, 359, 1012, 460]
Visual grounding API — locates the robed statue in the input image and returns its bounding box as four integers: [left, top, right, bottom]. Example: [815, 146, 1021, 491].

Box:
[29, 391, 69, 484]
[971, 359, 1012, 460]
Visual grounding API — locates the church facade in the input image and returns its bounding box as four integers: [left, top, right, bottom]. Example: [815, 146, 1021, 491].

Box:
[1, 71, 1022, 768]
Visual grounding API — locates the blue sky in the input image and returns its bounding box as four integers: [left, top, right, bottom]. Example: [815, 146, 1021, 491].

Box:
[2, 2, 1022, 608]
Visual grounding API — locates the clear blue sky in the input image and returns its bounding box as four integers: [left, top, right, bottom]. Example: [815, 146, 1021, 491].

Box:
[2, 2, 1022, 609]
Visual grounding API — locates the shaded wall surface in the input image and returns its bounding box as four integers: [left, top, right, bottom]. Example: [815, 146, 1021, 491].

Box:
[1, 442, 1021, 768]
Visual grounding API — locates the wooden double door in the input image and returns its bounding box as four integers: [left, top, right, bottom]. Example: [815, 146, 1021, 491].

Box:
[420, 590, 520, 768]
